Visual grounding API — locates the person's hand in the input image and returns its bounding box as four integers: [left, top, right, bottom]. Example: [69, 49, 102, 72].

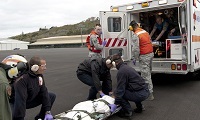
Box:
[152, 40, 156, 42]
[100, 93, 105, 97]
[170, 28, 176, 36]
[102, 40, 107, 46]
[109, 104, 117, 112]
[44, 114, 53, 120]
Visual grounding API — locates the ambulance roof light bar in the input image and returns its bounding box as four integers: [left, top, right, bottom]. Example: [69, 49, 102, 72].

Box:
[126, 5, 134, 10]
[158, 0, 167, 5]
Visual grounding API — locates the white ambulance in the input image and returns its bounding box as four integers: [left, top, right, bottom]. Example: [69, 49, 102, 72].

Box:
[100, 0, 200, 74]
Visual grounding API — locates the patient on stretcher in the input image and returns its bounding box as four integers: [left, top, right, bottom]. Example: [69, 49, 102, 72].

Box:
[54, 95, 120, 120]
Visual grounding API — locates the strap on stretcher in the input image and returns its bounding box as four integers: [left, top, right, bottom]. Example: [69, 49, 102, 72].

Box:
[55, 99, 111, 120]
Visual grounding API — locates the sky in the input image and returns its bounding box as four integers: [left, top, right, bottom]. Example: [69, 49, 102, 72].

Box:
[0, 0, 135, 38]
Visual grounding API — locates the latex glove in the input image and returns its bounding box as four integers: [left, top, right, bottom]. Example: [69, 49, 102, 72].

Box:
[152, 40, 156, 42]
[100, 93, 105, 97]
[44, 114, 53, 120]
[109, 104, 117, 113]
[102, 40, 107, 46]
[132, 58, 136, 65]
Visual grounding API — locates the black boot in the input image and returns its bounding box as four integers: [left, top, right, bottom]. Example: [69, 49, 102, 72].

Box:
[134, 105, 145, 113]
[118, 109, 133, 117]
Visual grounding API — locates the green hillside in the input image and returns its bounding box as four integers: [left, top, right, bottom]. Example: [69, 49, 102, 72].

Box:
[10, 17, 100, 43]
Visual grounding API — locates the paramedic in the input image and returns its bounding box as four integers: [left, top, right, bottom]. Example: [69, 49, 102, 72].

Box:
[0, 55, 28, 120]
[110, 54, 149, 117]
[129, 20, 154, 100]
[10, 56, 56, 120]
[86, 24, 107, 59]
[150, 15, 169, 42]
[76, 56, 113, 100]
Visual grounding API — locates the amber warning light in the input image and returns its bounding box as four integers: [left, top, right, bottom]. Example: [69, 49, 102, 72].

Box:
[141, 2, 149, 8]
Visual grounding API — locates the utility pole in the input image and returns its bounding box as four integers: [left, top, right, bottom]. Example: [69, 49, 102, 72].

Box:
[81, 27, 83, 47]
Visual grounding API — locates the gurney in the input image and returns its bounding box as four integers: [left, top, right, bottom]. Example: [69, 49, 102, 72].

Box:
[54, 95, 122, 120]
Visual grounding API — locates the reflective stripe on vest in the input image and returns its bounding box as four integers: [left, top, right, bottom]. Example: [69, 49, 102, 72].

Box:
[134, 28, 153, 55]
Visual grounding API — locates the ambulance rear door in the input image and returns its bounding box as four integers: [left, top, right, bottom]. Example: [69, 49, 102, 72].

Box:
[100, 11, 130, 61]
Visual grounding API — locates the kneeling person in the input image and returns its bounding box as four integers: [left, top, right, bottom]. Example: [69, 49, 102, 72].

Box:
[10, 56, 56, 120]
[110, 54, 150, 117]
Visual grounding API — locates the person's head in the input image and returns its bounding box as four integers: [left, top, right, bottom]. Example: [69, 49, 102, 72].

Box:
[129, 20, 139, 32]
[29, 56, 46, 74]
[156, 15, 163, 24]
[105, 54, 123, 69]
[94, 24, 102, 35]
[1, 54, 28, 80]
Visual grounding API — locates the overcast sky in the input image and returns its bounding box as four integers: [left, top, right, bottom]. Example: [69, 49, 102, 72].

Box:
[0, 0, 136, 38]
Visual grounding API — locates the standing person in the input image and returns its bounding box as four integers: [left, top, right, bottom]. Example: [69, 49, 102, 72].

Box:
[150, 15, 169, 42]
[76, 56, 114, 100]
[109, 54, 150, 117]
[10, 56, 56, 120]
[0, 54, 28, 120]
[86, 24, 107, 59]
[129, 20, 154, 100]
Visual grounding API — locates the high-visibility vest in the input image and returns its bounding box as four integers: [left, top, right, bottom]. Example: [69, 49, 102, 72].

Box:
[86, 31, 102, 53]
[134, 28, 153, 55]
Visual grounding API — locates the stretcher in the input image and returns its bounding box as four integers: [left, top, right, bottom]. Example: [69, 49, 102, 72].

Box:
[54, 95, 122, 120]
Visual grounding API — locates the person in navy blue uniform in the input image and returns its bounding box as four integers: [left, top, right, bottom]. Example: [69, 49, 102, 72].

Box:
[109, 54, 150, 117]
[10, 56, 56, 120]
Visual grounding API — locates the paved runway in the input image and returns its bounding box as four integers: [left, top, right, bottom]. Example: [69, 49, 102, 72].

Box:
[1, 48, 200, 120]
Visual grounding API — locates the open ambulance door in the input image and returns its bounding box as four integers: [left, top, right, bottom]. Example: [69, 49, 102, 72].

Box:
[178, 1, 189, 63]
[100, 11, 130, 61]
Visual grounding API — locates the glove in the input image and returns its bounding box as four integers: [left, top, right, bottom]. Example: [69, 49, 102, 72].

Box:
[132, 58, 136, 65]
[102, 40, 107, 46]
[152, 40, 156, 42]
[44, 114, 53, 120]
[109, 104, 117, 113]
[100, 93, 105, 97]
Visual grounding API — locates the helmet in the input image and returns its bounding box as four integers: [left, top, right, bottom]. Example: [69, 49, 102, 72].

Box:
[2, 55, 28, 79]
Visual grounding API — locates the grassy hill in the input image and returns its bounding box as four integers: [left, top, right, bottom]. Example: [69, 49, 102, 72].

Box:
[10, 17, 100, 43]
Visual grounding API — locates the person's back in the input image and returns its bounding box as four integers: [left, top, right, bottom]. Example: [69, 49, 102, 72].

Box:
[134, 27, 153, 55]
[117, 63, 146, 91]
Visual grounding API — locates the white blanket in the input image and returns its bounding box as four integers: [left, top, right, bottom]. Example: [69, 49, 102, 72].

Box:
[58, 95, 115, 120]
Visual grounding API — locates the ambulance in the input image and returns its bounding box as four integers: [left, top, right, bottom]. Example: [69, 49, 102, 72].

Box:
[100, 0, 200, 74]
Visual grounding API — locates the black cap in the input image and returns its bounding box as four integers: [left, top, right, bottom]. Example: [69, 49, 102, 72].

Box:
[129, 20, 138, 26]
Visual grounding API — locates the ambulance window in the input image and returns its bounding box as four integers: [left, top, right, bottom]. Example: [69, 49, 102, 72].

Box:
[109, 48, 123, 56]
[108, 17, 122, 32]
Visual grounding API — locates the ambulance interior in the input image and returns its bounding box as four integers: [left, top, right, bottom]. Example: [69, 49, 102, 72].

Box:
[131, 7, 183, 59]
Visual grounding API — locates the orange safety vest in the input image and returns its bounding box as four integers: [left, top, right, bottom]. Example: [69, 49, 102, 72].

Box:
[134, 28, 153, 55]
[86, 30, 102, 53]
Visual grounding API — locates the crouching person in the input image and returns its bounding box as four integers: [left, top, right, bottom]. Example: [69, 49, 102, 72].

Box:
[76, 57, 114, 100]
[10, 56, 56, 120]
[109, 54, 150, 118]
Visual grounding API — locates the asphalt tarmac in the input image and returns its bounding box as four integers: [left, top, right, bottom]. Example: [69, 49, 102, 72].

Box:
[1, 48, 200, 120]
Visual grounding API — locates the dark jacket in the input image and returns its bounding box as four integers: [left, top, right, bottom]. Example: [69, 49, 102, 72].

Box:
[114, 62, 146, 105]
[76, 58, 112, 92]
[12, 71, 51, 120]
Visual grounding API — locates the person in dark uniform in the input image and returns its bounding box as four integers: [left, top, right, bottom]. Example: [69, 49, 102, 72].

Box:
[109, 54, 150, 117]
[10, 56, 56, 120]
[76, 56, 114, 100]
